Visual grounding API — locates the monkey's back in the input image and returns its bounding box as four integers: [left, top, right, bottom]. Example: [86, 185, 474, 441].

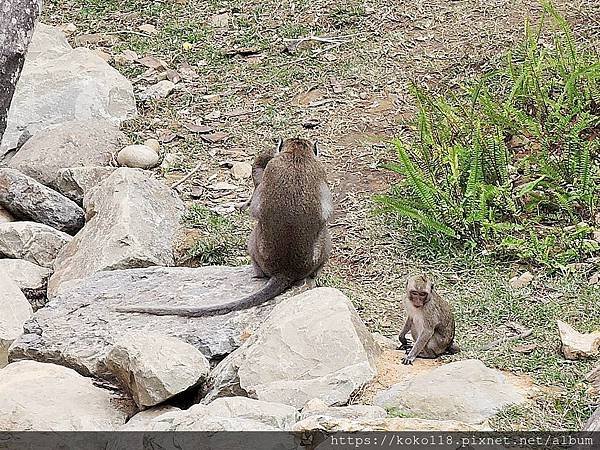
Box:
[255, 151, 329, 279]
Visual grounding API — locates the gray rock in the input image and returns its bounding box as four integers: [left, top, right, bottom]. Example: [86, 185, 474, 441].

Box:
[106, 332, 210, 408]
[140, 397, 298, 431]
[47, 169, 184, 297]
[204, 287, 379, 408]
[373, 359, 527, 424]
[0, 273, 32, 368]
[1, 24, 136, 159]
[371, 332, 398, 350]
[10, 266, 282, 379]
[139, 80, 175, 101]
[120, 406, 181, 431]
[0, 206, 14, 223]
[0, 259, 51, 307]
[27, 23, 71, 60]
[0, 168, 85, 234]
[299, 398, 387, 421]
[0, 221, 72, 268]
[54, 166, 117, 205]
[117, 145, 160, 169]
[8, 120, 124, 188]
[0, 361, 131, 430]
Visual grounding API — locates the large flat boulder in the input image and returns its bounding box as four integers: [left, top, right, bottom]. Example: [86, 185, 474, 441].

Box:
[7, 120, 124, 188]
[0, 221, 71, 268]
[47, 168, 184, 297]
[0, 360, 131, 430]
[373, 359, 527, 424]
[106, 332, 210, 409]
[0, 168, 85, 234]
[0, 273, 32, 368]
[0, 259, 51, 308]
[204, 287, 380, 408]
[10, 266, 282, 379]
[0, 23, 136, 160]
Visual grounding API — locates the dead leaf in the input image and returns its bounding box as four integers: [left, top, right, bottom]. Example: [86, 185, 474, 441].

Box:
[138, 24, 157, 34]
[166, 69, 181, 84]
[184, 123, 214, 134]
[330, 77, 343, 94]
[201, 132, 229, 144]
[302, 118, 321, 128]
[224, 47, 261, 57]
[210, 13, 229, 28]
[157, 130, 177, 143]
[138, 55, 168, 71]
[223, 108, 252, 118]
[207, 181, 238, 191]
[509, 271, 534, 289]
[74, 33, 120, 46]
[114, 49, 139, 65]
[293, 88, 325, 107]
[557, 320, 600, 360]
[514, 343, 538, 354]
[178, 63, 199, 80]
[202, 94, 221, 103]
[205, 110, 221, 121]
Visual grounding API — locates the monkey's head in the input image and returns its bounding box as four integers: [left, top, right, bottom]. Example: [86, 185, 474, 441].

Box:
[407, 274, 433, 308]
[275, 137, 320, 160]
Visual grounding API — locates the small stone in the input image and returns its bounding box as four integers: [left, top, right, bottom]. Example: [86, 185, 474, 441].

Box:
[205, 110, 221, 120]
[138, 24, 157, 34]
[359, 92, 369, 100]
[231, 162, 252, 180]
[589, 273, 599, 285]
[557, 320, 600, 360]
[371, 332, 397, 350]
[0, 272, 32, 368]
[202, 94, 221, 103]
[114, 50, 139, 65]
[117, 145, 160, 169]
[210, 13, 229, 28]
[208, 181, 238, 191]
[302, 118, 321, 129]
[143, 139, 161, 154]
[509, 271, 534, 289]
[139, 80, 175, 101]
[106, 332, 210, 409]
[0, 221, 72, 268]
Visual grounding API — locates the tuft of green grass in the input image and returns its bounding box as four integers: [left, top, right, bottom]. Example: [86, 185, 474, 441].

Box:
[182, 205, 251, 266]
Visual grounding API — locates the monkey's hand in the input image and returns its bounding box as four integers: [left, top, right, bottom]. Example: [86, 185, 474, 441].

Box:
[402, 354, 416, 365]
[398, 335, 412, 351]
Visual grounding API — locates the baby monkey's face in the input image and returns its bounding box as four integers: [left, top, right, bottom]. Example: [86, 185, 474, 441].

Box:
[409, 290, 429, 308]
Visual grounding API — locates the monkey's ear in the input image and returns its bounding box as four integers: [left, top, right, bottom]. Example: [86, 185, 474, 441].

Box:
[313, 141, 320, 157]
[275, 138, 283, 153]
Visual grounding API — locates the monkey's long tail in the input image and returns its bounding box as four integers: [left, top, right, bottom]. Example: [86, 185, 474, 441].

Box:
[115, 275, 293, 318]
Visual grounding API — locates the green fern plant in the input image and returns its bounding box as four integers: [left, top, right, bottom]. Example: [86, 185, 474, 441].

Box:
[376, 2, 599, 268]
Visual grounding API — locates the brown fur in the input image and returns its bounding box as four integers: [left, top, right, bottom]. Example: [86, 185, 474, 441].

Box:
[399, 274, 458, 364]
[116, 138, 332, 317]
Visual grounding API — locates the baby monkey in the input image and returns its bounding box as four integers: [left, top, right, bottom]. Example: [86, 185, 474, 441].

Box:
[399, 274, 459, 365]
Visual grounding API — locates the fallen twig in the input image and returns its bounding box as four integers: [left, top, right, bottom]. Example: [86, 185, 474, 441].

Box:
[482, 328, 533, 351]
[171, 161, 202, 190]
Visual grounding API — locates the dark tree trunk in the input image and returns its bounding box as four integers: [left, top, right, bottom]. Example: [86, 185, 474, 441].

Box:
[0, 0, 42, 145]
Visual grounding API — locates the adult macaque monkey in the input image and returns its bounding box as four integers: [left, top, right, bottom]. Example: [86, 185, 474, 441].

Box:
[117, 138, 333, 317]
[399, 274, 459, 364]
